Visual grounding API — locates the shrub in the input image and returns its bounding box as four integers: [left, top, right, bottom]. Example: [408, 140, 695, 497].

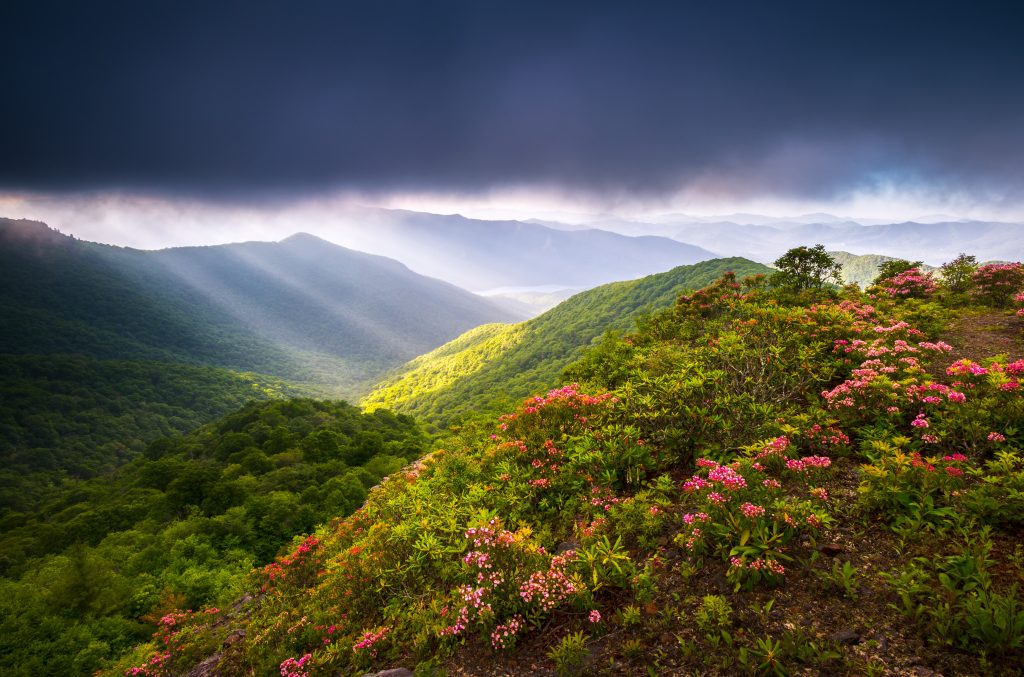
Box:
[876, 268, 938, 298]
[970, 263, 1024, 307]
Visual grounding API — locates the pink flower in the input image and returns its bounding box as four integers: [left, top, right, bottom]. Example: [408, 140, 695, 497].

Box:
[740, 502, 766, 518]
[589, 610, 602, 623]
[988, 432, 1006, 442]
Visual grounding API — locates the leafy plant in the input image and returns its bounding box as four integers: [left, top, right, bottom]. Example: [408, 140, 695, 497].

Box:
[816, 559, 859, 599]
[548, 631, 588, 675]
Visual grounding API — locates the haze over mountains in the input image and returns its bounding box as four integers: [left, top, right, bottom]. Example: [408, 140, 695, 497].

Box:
[307, 208, 719, 291]
[578, 214, 1023, 265]
[0, 218, 516, 394]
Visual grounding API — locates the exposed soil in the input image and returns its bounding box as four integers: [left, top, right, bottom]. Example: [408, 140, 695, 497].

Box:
[927, 310, 1024, 378]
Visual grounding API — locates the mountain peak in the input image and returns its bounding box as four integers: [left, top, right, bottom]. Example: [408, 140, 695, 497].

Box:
[280, 231, 329, 245]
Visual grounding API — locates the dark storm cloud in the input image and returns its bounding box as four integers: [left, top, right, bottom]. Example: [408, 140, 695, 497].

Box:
[1, 0, 1022, 200]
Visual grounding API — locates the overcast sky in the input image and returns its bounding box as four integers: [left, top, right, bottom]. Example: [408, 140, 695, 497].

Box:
[2, 1, 1023, 245]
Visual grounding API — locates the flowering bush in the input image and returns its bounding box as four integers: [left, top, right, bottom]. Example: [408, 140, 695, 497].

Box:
[925, 358, 1024, 452]
[823, 323, 954, 424]
[858, 446, 969, 525]
[877, 268, 938, 298]
[675, 442, 833, 589]
[970, 262, 1024, 307]
[436, 519, 582, 650]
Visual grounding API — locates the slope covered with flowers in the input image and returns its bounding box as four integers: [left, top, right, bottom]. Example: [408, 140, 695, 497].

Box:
[111, 269, 1024, 676]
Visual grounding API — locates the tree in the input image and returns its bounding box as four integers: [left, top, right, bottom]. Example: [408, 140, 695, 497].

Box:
[770, 245, 843, 292]
[872, 258, 922, 286]
[940, 253, 978, 293]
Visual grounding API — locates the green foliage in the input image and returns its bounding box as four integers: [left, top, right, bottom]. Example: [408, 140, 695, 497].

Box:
[872, 258, 923, 286]
[694, 595, 732, 633]
[939, 253, 978, 294]
[963, 449, 1024, 526]
[884, 528, 1024, 653]
[829, 251, 937, 289]
[548, 631, 589, 675]
[362, 257, 772, 427]
[9, 247, 1024, 676]
[0, 398, 427, 676]
[770, 244, 843, 292]
[816, 559, 859, 599]
[0, 354, 301, 514]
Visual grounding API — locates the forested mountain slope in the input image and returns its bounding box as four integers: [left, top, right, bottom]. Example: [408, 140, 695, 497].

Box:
[362, 257, 772, 426]
[0, 219, 516, 392]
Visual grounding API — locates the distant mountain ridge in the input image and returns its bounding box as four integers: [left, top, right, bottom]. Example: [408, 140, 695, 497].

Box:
[325, 208, 719, 290]
[664, 219, 1024, 265]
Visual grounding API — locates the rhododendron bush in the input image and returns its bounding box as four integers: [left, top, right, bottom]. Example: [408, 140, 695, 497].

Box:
[971, 262, 1024, 307]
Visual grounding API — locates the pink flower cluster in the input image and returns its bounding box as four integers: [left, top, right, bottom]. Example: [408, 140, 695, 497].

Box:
[353, 627, 390, 655]
[279, 654, 312, 677]
[490, 614, 525, 649]
[730, 556, 786, 575]
[879, 268, 938, 298]
[519, 553, 577, 612]
[971, 263, 1024, 307]
[740, 502, 766, 518]
[785, 456, 831, 472]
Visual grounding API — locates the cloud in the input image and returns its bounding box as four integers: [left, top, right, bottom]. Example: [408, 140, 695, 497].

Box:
[1, 1, 1022, 208]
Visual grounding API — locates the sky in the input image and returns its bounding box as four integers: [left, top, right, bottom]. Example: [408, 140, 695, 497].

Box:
[2, 1, 1023, 246]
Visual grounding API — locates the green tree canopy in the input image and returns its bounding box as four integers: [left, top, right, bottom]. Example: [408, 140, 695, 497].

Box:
[770, 244, 843, 291]
[872, 258, 923, 285]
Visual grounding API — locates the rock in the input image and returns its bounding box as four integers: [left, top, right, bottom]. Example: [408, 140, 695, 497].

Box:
[224, 629, 245, 646]
[362, 670, 413, 677]
[185, 654, 223, 677]
[819, 543, 844, 557]
[830, 628, 861, 645]
[556, 538, 580, 554]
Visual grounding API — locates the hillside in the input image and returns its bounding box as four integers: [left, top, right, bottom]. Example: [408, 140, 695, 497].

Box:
[0, 355, 302, 514]
[326, 208, 719, 291]
[362, 257, 772, 426]
[828, 250, 937, 288]
[105, 267, 1024, 677]
[0, 219, 516, 393]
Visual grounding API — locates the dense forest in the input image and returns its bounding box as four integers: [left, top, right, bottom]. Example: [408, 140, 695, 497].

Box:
[0, 399, 429, 675]
[0, 354, 301, 515]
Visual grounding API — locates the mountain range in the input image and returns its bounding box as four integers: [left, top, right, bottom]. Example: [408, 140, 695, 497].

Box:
[603, 218, 1023, 265]
[0, 219, 516, 393]
[321, 208, 718, 291]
